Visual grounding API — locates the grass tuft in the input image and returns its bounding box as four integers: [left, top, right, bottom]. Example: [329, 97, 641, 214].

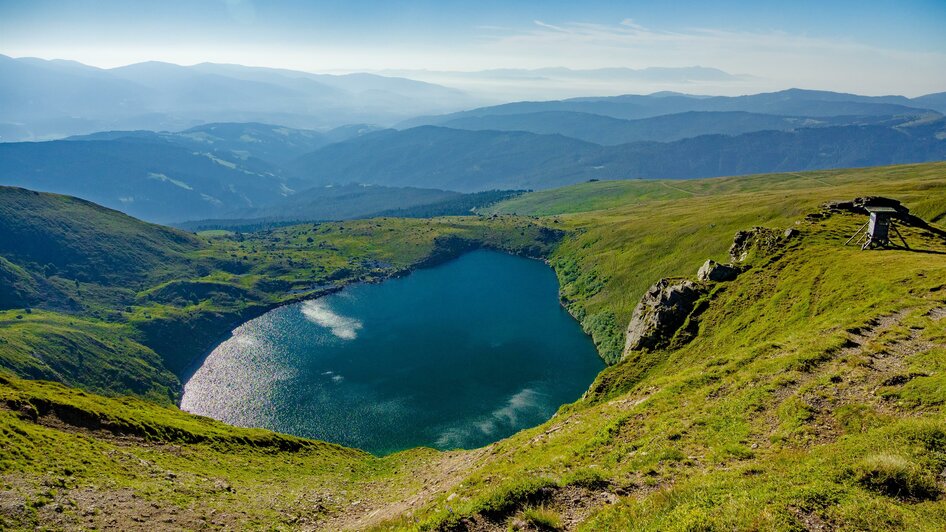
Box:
[850, 453, 941, 501]
[516, 506, 563, 531]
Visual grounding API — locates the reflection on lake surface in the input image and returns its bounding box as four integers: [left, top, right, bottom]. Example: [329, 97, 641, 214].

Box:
[181, 250, 603, 455]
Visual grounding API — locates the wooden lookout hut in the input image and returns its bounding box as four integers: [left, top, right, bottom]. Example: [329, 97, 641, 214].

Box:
[846, 205, 908, 250]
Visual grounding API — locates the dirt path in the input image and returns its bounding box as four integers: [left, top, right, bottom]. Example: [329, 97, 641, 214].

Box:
[319, 447, 490, 531]
[765, 306, 939, 447]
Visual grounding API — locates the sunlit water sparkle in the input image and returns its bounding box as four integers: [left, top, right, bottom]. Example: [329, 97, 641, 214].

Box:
[181, 250, 602, 455]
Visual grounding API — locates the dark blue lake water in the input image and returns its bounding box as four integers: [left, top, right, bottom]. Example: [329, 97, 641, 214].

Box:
[181, 250, 603, 455]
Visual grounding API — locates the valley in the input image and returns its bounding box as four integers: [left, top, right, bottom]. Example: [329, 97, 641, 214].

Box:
[2, 11, 946, 526]
[1, 162, 945, 529]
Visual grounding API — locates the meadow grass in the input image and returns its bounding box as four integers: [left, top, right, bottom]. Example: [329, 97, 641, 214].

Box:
[2, 162, 946, 529]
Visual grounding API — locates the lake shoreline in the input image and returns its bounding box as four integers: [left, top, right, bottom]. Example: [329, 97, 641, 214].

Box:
[174, 237, 588, 407]
[179, 248, 604, 454]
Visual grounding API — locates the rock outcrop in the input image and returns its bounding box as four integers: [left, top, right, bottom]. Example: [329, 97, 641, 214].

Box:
[824, 196, 909, 216]
[696, 259, 739, 282]
[729, 227, 783, 263]
[823, 196, 946, 237]
[624, 224, 797, 357]
[624, 278, 704, 353]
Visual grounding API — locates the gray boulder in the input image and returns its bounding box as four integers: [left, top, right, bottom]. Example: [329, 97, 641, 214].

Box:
[697, 260, 739, 282]
[624, 278, 704, 354]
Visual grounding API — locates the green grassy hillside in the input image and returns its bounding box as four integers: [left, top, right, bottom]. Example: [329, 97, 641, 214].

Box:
[487, 161, 946, 218]
[0, 186, 200, 287]
[490, 162, 946, 363]
[1, 162, 945, 530]
[0, 185, 562, 400]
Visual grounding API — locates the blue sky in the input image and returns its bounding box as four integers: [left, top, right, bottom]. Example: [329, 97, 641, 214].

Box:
[1, 0, 945, 95]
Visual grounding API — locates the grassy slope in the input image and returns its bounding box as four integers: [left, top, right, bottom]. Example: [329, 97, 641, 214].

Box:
[0, 185, 562, 401]
[487, 162, 946, 218]
[1, 162, 945, 530]
[490, 162, 946, 363]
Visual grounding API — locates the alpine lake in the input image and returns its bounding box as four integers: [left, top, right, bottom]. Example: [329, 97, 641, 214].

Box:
[181, 249, 603, 455]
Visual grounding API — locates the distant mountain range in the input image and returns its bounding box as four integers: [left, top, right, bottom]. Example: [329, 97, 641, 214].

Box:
[400, 88, 946, 128]
[387, 66, 742, 83]
[2, 80, 945, 224]
[69, 122, 383, 166]
[378, 66, 751, 101]
[0, 123, 517, 224]
[433, 110, 916, 146]
[290, 118, 946, 191]
[0, 137, 295, 223]
[290, 126, 602, 191]
[0, 55, 478, 141]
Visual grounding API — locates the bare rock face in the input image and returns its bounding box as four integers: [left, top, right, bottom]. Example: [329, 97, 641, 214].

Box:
[697, 259, 739, 282]
[624, 278, 704, 354]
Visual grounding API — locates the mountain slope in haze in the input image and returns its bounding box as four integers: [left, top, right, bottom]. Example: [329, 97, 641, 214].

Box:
[179, 189, 526, 231]
[4, 126, 497, 225]
[439, 110, 913, 145]
[68, 122, 382, 166]
[379, 65, 746, 101]
[7, 113, 945, 223]
[290, 126, 604, 191]
[400, 88, 942, 128]
[912, 91, 946, 114]
[0, 138, 297, 223]
[180, 184, 463, 230]
[290, 119, 946, 191]
[585, 121, 946, 180]
[0, 55, 476, 141]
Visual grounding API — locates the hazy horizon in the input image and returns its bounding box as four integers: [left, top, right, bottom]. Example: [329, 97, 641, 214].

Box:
[2, 0, 945, 99]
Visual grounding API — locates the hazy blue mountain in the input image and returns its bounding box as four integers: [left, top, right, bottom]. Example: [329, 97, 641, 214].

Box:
[190, 63, 468, 103]
[178, 189, 525, 231]
[0, 55, 160, 139]
[400, 88, 940, 128]
[584, 120, 946, 180]
[378, 66, 748, 101]
[912, 92, 946, 114]
[0, 138, 299, 223]
[223, 184, 461, 222]
[70, 123, 323, 166]
[367, 189, 525, 218]
[0, 129, 500, 226]
[291, 119, 946, 190]
[0, 55, 477, 141]
[67, 122, 384, 166]
[388, 66, 740, 83]
[321, 124, 386, 144]
[439, 110, 913, 145]
[290, 127, 603, 191]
